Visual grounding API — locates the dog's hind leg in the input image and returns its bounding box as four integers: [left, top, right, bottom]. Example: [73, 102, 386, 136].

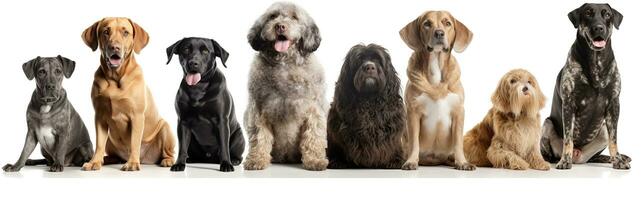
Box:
[299, 106, 329, 171]
[575, 125, 608, 164]
[229, 127, 245, 166]
[540, 118, 561, 163]
[158, 121, 176, 168]
[487, 140, 529, 170]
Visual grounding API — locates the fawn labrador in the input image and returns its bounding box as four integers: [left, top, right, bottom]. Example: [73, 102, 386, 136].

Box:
[81, 17, 175, 171]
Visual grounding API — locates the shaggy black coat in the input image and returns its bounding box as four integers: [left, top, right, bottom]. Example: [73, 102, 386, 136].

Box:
[327, 44, 406, 169]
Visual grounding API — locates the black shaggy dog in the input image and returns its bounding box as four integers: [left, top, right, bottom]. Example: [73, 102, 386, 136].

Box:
[327, 44, 406, 169]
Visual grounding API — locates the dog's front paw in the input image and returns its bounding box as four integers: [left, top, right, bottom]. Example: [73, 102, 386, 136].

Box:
[81, 161, 102, 171]
[303, 158, 328, 171]
[121, 161, 141, 171]
[243, 158, 269, 170]
[160, 158, 174, 167]
[48, 163, 64, 172]
[170, 163, 185, 172]
[531, 161, 551, 171]
[220, 162, 235, 172]
[556, 159, 572, 170]
[455, 162, 477, 171]
[2, 164, 21, 172]
[401, 161, 418, 170]
[612, 155, 631, 170]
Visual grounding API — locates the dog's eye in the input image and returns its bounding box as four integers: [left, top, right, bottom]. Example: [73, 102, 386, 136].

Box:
[292, 15, 298, 20]
[444, 21, 452, 27]
[102, 29, 109, 36]
[183, 48, 190, 53]
[54, 69, 62, 75]
[603, 11, 611, 19]
[269, 13, 278, 19]
[510, 79, 516, 84]
[123, 31, 130, 37]
[38, 69, 46, 76]
[202, 49, 209, 54]
[528, 80, 532, 85]
[423, 21, 431, 28]
[585, 9, 593, 17]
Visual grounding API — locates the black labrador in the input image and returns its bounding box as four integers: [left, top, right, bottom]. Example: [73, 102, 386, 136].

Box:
[166, 37, 245, 172]
[540, 3, 631, 170]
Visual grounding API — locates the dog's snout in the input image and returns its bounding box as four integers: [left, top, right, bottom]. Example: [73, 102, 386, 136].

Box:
[188, 61, 199, 68]
[275, 23, 287, 33]
[108, 44, 121, 52]
[592, 25, 605, 33]
[45, 84, 56, 91]
[522, 86, 529, 93]
[364, 64, 376, 74]
[434, 30, 445, 39]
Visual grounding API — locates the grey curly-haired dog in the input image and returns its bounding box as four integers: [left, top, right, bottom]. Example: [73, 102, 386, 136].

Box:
[243, 2, 328, 171]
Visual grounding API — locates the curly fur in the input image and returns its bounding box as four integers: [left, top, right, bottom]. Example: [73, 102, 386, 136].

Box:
[327, 44, 406, 169]
[464, 69, 550, 170]
[243, 2, 328, 171]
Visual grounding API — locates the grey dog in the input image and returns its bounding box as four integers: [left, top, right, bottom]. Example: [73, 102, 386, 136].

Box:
[3, 56, 93, 172]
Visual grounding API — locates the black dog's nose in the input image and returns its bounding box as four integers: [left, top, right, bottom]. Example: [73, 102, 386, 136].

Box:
[364, 64, 376, 74]
[522, 87, 529, 92]
[592, 25, 605, 33]
[188, 61, 198, 67]
[276, 24, 287, 33]
[434, 30, 445, 39]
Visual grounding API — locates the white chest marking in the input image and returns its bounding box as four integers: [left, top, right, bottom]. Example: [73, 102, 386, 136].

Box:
[36, 125, 56, 149]
[429, 55, 441, 84]
[40, 105, 51, 113]
[416, 93, 460, 133]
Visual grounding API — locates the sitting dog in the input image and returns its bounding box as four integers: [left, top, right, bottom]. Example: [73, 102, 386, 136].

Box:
[399, 11, 475, 170]
[540, 3, 631, 170]
[243, 2, 328, 171]
[166, 37, 245, 172]
[81, 17, 176, 171]
[3, 56, 93, 172]
[464, 69, 550, 170]
[327, 44, 406, 169]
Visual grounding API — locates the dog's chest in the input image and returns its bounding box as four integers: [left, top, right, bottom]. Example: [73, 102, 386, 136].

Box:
[429, 57, 442, 84]
[273, 66, 313, 97]
[30, 105, 66, 151]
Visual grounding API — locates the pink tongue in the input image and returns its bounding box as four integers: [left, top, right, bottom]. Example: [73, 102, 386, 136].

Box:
[593, 40, 606, 48]
[274, 40, 291, 52]
[109, 58, 122, 65]
[185, 73, 201, 86]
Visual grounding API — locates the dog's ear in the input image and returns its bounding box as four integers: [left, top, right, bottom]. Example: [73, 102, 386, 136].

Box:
[453, 18, 473, 53]
[166, 38, 183, 65]
[568, 4, 586, 29]
[491, 77, 511, 113]
[57, 55, 76, 79]
[399, 16, 423, 51]
[530, 76, 546, 110]
[609, 5, 623, 29]
[82, 20, 101, 51]
[22, 57, 40, 80]
[248, 15, 268, 51]
[129, 19, 149, 54]
[210, 39, 229, 68]
[298, 22, 321, 55]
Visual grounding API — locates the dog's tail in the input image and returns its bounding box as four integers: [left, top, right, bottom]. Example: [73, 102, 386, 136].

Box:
[588, 154, 632, 163]
[25, 159, 48, 166]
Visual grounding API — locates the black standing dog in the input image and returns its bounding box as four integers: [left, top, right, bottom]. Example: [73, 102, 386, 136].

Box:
[327, 44, 406, 169]
[3, 56, 93, 172]
[540, 3, 631, 170]
[166, 37, 245, 172]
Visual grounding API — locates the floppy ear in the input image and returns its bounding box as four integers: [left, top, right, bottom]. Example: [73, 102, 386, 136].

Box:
[453, 18, 473, 53]
[298, 22, 321, 55]
[210, 39, 229, 68]
[22, 57, 40, 80]
[609, 6, 623, 29]
[57, 55, 75, 78]
[129, 19, 149, 54]
[531, 77, 546, 110]
[82, 20, 101, 51]
[491, 78, 511, 113]
[248, 16, 268, 51]
[399, 17, 423, 51]
[166, 38, 183, 64]
[568, 4, 585, 29]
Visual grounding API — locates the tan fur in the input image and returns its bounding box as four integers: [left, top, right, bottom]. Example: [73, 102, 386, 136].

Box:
[464, 69, 550, 170]
[80, 17, 175, 171]
[400, 11, 475, 170]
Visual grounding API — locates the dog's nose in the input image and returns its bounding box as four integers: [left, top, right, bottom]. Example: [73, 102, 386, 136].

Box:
[364, 64, 376, 74]
[434, 30, 445, 39]
[592, 25, 605, 33]
[108, 45, 121, 52]
[522, 87, 529, 93]
[276, 24, 287, 33]
[45, 85, 56, 90]
[188, 61, 198, 68]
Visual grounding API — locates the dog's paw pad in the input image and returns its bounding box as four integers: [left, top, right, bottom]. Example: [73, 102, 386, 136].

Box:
[401, 161, 418, 170]
[612, 156, 631, 170]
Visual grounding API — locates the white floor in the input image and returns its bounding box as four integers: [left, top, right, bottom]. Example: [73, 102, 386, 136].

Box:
[1, 162, 635, 178]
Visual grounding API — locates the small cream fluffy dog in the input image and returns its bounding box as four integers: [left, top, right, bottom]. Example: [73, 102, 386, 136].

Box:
[464, 69, 550, 170]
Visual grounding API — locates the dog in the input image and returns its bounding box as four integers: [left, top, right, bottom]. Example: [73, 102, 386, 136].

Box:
[3, 56, 93, 172]
[80, 17, 175, 171]
[243, 2, 328, 171]
[327, 44, 406, 169]
[399, 11, 475, 171]
[166, 37, 245, 172]
[540, 3, 631, 170]
[464, 69, 550, 170]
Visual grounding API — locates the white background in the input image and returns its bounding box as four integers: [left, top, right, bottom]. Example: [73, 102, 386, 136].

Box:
[0, 0, 639, 199]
